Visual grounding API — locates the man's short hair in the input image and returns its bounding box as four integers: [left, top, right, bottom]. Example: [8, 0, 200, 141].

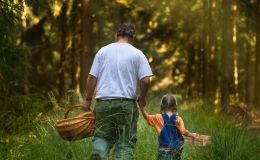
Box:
[117, 23, 135, 39]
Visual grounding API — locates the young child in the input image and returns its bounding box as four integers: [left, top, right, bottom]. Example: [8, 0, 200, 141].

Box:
[139, 94, 196, 160]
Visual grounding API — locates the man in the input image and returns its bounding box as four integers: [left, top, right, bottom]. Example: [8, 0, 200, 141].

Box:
[83, 23, 153, 160]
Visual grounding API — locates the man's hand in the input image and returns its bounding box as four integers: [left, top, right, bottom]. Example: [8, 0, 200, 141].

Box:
[84, 75, 97, 112]
[137, 96, 146, 108]
[82, 100, 91, 112]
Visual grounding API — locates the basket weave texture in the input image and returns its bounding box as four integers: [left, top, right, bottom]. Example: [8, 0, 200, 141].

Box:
[184, 134, 211, 147]
[55, 105, 95, 141]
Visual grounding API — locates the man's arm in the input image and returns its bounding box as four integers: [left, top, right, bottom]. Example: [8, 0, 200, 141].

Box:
[83, 74, 97, 111]
[139, 105, 149, 120]
[137, 76, 151, 108]
[86, 74, 97, 100]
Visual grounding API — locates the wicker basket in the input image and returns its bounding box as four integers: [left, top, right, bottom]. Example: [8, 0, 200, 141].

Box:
[55, 104, 95, 141]
[184, 134, 211, 147]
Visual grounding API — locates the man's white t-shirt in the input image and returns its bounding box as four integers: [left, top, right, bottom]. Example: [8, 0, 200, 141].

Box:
[89, 42, 153, 99]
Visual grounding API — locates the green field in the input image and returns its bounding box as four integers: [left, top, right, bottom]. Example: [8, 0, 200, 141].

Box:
[1, 96, 259, 160]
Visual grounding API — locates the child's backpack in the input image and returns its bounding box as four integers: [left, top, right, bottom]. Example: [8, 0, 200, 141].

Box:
[159, 114, 184, 149]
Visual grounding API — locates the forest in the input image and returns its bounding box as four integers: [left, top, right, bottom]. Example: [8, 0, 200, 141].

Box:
[0, 0, 260, 159]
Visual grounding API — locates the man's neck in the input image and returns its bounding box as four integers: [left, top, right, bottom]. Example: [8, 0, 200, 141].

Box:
[117, 37, 131, 44]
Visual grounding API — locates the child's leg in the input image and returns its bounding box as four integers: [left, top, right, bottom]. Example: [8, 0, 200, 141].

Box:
[157, 149, 172, 160]
[157, 148, 183, 160]
[171, 148, 183, 160]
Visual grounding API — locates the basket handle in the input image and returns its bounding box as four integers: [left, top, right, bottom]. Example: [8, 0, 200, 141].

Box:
[64, 104, 85, 119]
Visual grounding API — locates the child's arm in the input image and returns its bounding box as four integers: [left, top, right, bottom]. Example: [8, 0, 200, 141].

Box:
[139, 105, 149, 120]
[177, 116, 196, 138]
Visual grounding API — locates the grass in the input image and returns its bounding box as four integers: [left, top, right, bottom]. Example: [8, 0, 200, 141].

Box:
[0, 96, 260, 160]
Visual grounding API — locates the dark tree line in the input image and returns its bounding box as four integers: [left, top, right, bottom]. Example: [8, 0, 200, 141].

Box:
[0, 0, 260, 111]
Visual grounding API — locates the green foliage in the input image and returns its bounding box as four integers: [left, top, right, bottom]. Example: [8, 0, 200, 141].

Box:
[0, 45, 30, 94]
[0, 95, 49, 135]
[0, 120, 92, 160]
[0, 1, 23, 35]
[0, 0, 30, 95]
[25, 0, 49, 16]
[1, 0, 259, 104]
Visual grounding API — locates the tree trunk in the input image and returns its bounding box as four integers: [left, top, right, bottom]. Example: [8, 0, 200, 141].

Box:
[245, 18, 255, 105]
[232, 2, 239, 99]
[21, 1, 29, 94]
[202, 0, 209, 97]
[207, 0, 218, 100]
[186, 44, 196, 97]
[70, 0, 80, 90]
[80, 0, 94, 95]
[59, 2, 68, 97]
[245, 42, 251, 103]
[220, 0, 233, 111]
[196, 41, 203, 96]
[255, 0, 260, 107]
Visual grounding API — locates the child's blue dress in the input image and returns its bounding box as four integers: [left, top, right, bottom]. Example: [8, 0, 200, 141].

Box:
[158, 114, 184, 160]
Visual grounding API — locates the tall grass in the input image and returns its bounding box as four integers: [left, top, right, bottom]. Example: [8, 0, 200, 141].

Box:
[179, 101, 260, 160]
[0, 97, 259, 160]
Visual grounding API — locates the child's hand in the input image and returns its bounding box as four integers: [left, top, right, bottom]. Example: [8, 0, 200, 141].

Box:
[191, 133, 197, 139]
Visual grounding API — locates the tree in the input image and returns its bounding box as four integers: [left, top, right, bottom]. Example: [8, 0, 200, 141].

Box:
[255, 0, 260, 107]
[58, 2, 68, 96]
[70, 0, 81, 90]
[80, 0, 95, 95]
[220, 0, 233, 111]
[207, 0, 218, 99]
[201, 0, 209, 97]
[186, 43, 196, 97]
[232, 1, 239, 100]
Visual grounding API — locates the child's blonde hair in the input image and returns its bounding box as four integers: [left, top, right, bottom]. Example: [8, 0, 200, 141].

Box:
[160, 94, 178, 113]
